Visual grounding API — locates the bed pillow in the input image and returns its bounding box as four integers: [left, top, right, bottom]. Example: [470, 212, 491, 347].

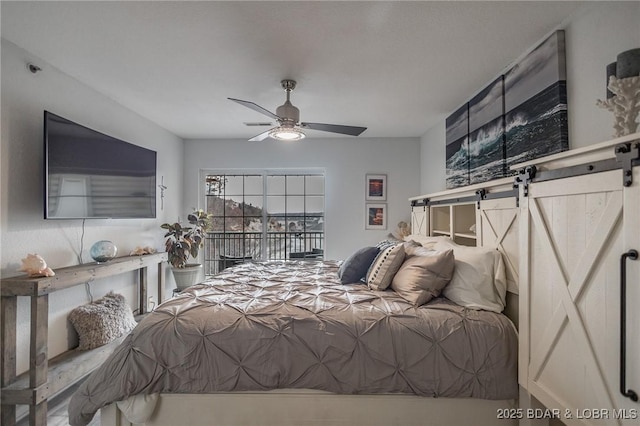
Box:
[434, 240, 507, 313]
[391, 249, 455, 306]
[376, 239, 420, 250]
[68, 291, 137, 350]
[375, 239, 401, 250]
[338, 246, 380, 284]
[366, 243, 406, 291]
[404, 234, 453, 249]
[403, 239, 421, 250]
[404, 242, 434, 257]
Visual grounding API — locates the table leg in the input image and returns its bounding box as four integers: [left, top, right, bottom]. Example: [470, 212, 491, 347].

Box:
[1, 296, 17, 426]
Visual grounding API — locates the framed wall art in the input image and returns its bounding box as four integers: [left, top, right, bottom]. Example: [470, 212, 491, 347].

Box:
[365, 174, 387, 201]
[468, 76, 505, 184]
[504, 30, 568, 172]
[365, 203, 387, 230]
[445, 104, 470, 189]
[443, 29, 568, 187]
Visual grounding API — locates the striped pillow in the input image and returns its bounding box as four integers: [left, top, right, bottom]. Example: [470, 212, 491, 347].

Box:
[366, 243, 406, 291]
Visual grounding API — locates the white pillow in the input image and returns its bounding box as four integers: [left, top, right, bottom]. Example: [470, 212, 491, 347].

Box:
[434, 240, 507, 313]
[403, 234, 452, 249]
[404, 244, 435, 257]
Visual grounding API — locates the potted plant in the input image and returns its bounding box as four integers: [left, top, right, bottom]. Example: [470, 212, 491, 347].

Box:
[161, 209, 212, 290]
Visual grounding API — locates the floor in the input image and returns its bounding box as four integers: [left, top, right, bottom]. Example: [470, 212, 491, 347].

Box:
[16, 382, 100, 426]
[45, 396, 100, 426]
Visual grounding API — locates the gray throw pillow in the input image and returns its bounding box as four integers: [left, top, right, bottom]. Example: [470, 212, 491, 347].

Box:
[338, 246, 380, 284]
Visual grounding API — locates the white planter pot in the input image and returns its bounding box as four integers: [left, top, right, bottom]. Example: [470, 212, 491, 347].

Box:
[171, 264, 203, 290]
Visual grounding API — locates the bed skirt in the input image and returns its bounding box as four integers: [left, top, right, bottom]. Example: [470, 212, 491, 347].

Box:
[101, 390, 519, 426]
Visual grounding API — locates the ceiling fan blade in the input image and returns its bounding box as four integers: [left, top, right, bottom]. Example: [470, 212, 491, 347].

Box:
[248, 128, 273, 142]
[228, 98, 281, 120]
[300, 122, 367, 136]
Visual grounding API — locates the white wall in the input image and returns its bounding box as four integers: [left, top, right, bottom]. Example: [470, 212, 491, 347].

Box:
[564, 2, 640, 147]
[419, 3, 640, 194]
[183, 137, 421, 261]
[0, 40, 184, 374]
[419, 123, 446, 195]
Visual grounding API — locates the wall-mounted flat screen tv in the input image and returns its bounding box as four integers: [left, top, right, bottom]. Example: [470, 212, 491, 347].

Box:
[44, 111, 157, 219]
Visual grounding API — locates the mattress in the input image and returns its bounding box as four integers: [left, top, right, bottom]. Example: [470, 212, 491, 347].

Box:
[69, 260, 518, 426]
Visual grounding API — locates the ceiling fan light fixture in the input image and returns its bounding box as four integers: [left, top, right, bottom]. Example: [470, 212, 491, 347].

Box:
[229, 79, 367, 141]
[269, 126, 306, 141]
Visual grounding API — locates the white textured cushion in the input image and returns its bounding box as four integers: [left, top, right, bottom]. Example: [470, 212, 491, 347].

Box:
[68, 292, 137, 350]
[391, 249, 455, 306]
[434, 240, 507, 313]
[366, 243, 406, 291]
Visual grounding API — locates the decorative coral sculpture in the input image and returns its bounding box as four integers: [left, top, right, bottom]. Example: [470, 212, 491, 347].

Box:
[597, 75, 640, 137]
[19, 253, 55, 277]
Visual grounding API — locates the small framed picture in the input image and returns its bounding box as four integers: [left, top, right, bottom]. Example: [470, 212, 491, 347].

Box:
[366, 174, 387, 201]
[366, 203, 387, 230]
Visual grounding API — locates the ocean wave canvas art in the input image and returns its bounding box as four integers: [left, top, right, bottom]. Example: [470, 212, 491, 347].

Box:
[469, 116, 505, 185]
[444, 30, 567, 189]
[446, 104, 469, 189]
[469, 76, 505, 184]
[504, 30, 568, 173]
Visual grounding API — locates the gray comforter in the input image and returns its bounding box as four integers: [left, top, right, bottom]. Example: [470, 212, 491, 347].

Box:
[69, 260, 518, 425]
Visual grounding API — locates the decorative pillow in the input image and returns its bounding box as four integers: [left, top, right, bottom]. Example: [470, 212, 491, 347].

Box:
[391, 249, 455, 306]
[68, 292, 137, 350]
[404, 242, 434, 257]
[366, 243, 406, 291]
[375, 239, 401, 250]
[434, 240, 507, 313]
[404, 234, 452, 249]
[338, 246, 380, 284]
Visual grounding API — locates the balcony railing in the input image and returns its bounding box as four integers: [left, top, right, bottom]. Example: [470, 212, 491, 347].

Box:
[204, 231, 324, 276]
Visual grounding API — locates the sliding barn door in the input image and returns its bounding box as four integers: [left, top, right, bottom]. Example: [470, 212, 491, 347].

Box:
[410, 204, 428, 236]
[477, 197, 519, 294]
[477, 197, 520, 328]
[520, 168, 640, 425]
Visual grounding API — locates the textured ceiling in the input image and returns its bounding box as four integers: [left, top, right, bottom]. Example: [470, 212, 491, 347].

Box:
[1, 1, 587, 140]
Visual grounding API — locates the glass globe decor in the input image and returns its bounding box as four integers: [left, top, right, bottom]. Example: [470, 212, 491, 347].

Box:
[90, 240, 118, 263]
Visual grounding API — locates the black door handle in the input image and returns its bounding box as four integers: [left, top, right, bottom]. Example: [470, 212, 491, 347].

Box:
[621, 249, 638, 402]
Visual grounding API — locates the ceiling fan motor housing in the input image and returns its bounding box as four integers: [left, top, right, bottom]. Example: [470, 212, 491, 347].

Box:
[276, 79, 300, 126]
[276, 102, 300, 127]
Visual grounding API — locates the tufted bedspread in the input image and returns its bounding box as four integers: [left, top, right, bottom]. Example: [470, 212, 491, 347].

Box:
[69, 260, 518, 425]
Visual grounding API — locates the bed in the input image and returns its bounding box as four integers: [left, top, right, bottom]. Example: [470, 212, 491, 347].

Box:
[68, 133, 639, 426]
[68, 247, 519, 426]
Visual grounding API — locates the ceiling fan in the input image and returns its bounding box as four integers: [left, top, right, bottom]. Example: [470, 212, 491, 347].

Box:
[228, 80, 367, 141]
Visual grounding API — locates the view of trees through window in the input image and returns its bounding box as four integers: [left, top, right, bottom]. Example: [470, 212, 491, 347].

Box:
[204, 173, 324, 275]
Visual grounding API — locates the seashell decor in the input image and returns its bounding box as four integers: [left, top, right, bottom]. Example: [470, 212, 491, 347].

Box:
[129, 246, 157, 256]
[18, 253, 55, 277]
